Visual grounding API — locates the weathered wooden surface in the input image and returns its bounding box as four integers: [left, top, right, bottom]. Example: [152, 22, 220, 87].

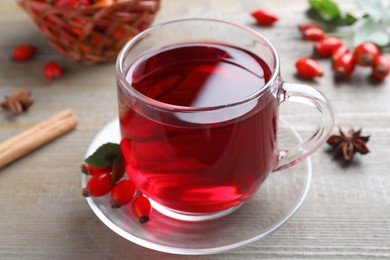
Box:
[1, 0, 389, 259]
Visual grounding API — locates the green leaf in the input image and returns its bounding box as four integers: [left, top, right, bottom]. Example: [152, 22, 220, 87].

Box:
[331, 13, 358, 26]
[343, 13, 358, 25]
[354, 0, 390, 22]
[309, 0, 341, 20]
[85, 143, 121, 168]
[309, 0, 357, 26]
[353, 18, 390, 47]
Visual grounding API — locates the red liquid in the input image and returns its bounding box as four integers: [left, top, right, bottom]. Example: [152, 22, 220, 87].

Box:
[118, 42, 278, 214]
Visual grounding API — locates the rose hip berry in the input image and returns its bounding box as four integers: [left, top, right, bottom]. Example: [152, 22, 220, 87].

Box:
[93, 0, 114, 6]
[81, 162, 112, 175]
[333, 53, 355, 78]
[353, 42, 380, 67]
[44, 62, 63, 80]
[298, 23, 322, 33]
[295, 58, 323, 78]
[332, 45, 349, 63]
[12, 44, 37, 61]
[82, 172, 113, 197]
[372, 55, 390, 81]
[315, 37, 343, 57]
[112, 27, 125, 39]
[132, 196, 151, 224]
[251, 9, 278, 26]
[303, 27, 325, 41]
[110, 179, 137, 208]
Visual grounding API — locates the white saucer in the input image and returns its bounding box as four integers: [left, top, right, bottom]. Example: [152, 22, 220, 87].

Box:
[81, 118, 312, 255]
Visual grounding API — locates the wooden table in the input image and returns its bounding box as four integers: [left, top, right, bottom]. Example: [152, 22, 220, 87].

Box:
[1, 0, 389, 259]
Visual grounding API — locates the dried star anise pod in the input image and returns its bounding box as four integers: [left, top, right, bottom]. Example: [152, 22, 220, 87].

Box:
[327, 128, 370, 161]
[1, 89, 33, 115]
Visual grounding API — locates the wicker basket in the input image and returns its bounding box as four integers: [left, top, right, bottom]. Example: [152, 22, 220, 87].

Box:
[18, 0, 160, 64]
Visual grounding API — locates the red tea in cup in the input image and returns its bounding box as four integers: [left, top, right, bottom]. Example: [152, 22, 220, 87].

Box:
[116, 19, 333, 221]
[119, 42, 278, 214]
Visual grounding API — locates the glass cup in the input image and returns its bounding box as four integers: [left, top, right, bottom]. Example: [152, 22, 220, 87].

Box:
[116, 18, 334, 221]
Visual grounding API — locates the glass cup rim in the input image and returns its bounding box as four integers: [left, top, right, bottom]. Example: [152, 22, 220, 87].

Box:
[116, 18, 280, 112]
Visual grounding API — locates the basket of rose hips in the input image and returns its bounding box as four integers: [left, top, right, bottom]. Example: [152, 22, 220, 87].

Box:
[18, 0, 160, 64]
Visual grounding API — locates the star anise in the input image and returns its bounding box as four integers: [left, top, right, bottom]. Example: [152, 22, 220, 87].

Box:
[1, 89, 33, 115]
[327, 128, 370, 161]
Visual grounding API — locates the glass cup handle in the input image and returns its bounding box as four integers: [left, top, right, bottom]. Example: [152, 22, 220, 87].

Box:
[273, 82, 334, 172]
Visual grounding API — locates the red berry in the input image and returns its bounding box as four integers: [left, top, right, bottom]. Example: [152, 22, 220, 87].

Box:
[303, 27, 325, 41]
[132, 196, 151, 224]
[315, 37, 343, 57]
[353, 42, 380, 67]
[295, 58, 323, 78]
[80, 162, 112, 175]
[298, 23, 322, 33]
[44, 62, 62, 80]
[93, 0, 114, 6]
[12, 44, 37, 61]
[333, 53, 355, 78]
[112, 27, 125, 39]
[110, 179, 137, 208]
[251, 9, 278, 26]
[82, 172, 113, 197]
[372, 55, 390, 81]
[332, 45, 349, 62]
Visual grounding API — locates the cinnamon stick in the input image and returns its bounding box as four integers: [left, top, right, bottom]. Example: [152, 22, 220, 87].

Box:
[0, 109, 78, 169]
